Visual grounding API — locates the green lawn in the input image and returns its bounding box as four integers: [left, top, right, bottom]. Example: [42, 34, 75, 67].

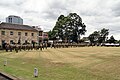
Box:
[0, 47, 120, 80]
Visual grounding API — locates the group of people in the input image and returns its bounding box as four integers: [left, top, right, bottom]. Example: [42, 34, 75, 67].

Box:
[51, 43, 88, 48]
[4, 43, 48, 53]
[3, 42, 88, 53]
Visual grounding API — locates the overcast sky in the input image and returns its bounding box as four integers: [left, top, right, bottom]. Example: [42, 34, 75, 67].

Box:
[0, 0, 120, 39]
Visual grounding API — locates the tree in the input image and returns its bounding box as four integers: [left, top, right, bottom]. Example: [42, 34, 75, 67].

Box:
[116, 40, 120, 44]
[107, 36, 116, 43]
[88, 31, 100, 44]
[98, 28, 109, 43]
[49, 13, 86, 43]
[67, 13, 86, 42]
[48, 30, 56, 40]
[88, 28, 109, 45]
[52, 15, 68, 42]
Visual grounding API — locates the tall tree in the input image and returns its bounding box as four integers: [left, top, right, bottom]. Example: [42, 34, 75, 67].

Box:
[67, 13, 86, 42]
[49, 13, 86, 43]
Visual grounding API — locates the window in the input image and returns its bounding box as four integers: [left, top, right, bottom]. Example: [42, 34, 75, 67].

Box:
[31, 33, 34, 36]
[2, 40, 6, 48]
[8, 18, 11, 22]
[18, 32, 21, 36]
[9, 18, 12, 23]
[44, 33, 48, 36]
[39, 32, 42, 36]
[2, 40, 5, 44]
[31, 40, 35, 44]
[25, 40, 28, 44]
[25, 32, 28, 36]
[10, 31, 13, 35]
[1, 31, 5, 35]
[10, 40, 14, 44]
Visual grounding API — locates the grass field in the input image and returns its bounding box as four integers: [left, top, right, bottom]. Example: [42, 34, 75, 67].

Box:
[0, 47, 120, 80]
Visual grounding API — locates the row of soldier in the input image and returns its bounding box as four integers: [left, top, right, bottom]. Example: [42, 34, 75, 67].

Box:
[4, 43, 48, 53]
[4, 42, 88, 53]
[51, 43, 88, 48]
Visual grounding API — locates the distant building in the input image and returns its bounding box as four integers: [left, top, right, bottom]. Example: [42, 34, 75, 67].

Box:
[0, 22, 38, 47]
[32, 26, 49, 44]
[43, 32, 48, 41]
[32, 26, 43, 44]
[82, 37, 90, 43]
[6, 15, 23, 25]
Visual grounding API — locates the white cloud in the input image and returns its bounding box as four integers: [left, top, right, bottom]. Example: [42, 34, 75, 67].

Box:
[0, 0, 120, 39]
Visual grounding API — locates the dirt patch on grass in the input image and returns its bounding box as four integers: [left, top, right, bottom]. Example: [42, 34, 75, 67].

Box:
[51, 61, 66, 66]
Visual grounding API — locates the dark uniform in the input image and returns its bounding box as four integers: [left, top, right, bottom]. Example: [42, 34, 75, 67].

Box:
[15, 44, 18, 53]
[45, 43, 48, 49]
[40, 43, 43, 51]
[9, 44, 13, 52]
[5, 43, 9, 52]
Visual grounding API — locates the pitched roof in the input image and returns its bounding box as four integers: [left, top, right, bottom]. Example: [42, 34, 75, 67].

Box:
[0, 22, 38, 32]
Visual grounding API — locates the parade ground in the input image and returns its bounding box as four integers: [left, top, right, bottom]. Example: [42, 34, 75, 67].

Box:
[0, 47, 120, 80]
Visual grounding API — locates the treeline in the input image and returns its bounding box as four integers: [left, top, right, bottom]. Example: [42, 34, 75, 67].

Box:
[88, 28, 119, 46]
[48, 13, 119, 45]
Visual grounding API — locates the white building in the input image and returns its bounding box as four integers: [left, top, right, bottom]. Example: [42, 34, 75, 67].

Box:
[6, 15, 23, 25]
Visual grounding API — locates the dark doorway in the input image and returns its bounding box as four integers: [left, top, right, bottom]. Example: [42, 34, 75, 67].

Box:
[2, 40, 6, 49]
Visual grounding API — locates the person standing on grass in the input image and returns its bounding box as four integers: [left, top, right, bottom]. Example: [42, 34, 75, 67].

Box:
[45, 42, 47, 49]
[40, 43, 43, 51]
[50, 43, 53, 48]
[15, 44, 18, 53]
[42, 43, 45, 50]
[9, 44, 13, 52]
[5, 43, 9, 52]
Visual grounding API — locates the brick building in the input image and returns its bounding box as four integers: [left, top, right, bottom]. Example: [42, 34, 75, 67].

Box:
[0, 22, 38, 47]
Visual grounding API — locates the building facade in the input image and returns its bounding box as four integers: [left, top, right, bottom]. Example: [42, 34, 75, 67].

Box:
[0, 22, 38, 46]
[6, 15, 23, 25]
[32, 26, 49, 44]
[42, 32, 48, 41]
